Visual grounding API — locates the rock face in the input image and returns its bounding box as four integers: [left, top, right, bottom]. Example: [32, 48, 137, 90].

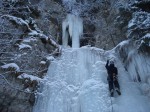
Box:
[0, 0, 55, 110]
[50, 0, 132, 49]
[0, 37, 50, 112]
[27, 0, 132, 50]
[0, 82, 33, 112]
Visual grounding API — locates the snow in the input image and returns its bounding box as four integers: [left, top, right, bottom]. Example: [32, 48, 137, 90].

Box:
[28, 30, 39, 36]
[62, 0, 80, 15]
[116, 40, 150, 82]
[2, 15, 32, 31]
[144, 33, 150, 38]
[23, 37, 37, 43]
[40, 61, 46, 65]
[28, 30, 60, 48]
[19, 43, 32, 50]
[1, 63, 20, 71]
[112, 59, 150, 112]
[46, 56, 55, 61]
[128, 19, 135, 28]
[62, 14, 83, 48]
[142, 33, 150, 44]
[5, 15, 27, 25]
[63, 0, 76, 3]
[2, 15, 59, 48]
[7, 0, 19, 2]
[25, 88, 30, 92]
[128, 11, 150, 30]
[18, 73, 42, 81]
[33, 46, 150, 112]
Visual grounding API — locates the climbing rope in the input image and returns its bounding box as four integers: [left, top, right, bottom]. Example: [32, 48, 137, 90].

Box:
[110, 96, 114, 112]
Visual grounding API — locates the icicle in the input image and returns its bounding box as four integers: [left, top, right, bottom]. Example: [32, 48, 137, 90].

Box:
[62, 14, 83, 48]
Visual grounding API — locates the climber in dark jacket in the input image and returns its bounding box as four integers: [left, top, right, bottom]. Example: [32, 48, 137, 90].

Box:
[105, 60, 121, 97]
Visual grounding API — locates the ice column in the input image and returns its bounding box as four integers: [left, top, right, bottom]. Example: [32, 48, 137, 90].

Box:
[62, 14, 83, 48]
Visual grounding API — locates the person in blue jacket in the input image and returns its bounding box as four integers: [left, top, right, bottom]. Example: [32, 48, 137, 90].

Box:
[105, 60, 121, 97]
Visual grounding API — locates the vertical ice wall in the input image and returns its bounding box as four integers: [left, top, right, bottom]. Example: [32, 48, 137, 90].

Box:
[115, 40, 150, 82]
[62, 14, 83, 48]
[33, 45, 150, 112]
[33, 47, 112, 112]
[111, 40, 150, 112]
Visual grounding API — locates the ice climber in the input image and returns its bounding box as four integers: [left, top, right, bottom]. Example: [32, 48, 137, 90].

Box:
[105, 60, 121, 97]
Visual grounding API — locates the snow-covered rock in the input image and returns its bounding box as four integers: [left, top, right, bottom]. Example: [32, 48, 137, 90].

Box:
[1, 63, 20, 72]
[46, 56, 55, 61]
[18, 73, 42, 82]
[141, 33, 150, 46]
[40, 61, 46, 65]
[23, 37, 37, 43]
[128, 11, 150, 39]
[19, 43, 32, 50]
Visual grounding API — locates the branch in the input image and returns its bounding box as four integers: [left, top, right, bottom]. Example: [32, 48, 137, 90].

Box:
[0, 32, 25, 35]
[1, 15, 62, 53]
[28, 31, 62, 53]
[1, 15, 32, 32]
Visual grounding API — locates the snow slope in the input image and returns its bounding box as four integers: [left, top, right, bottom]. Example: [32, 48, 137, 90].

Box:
[33, 47, 150, 112]
[111, 59, 150, 112]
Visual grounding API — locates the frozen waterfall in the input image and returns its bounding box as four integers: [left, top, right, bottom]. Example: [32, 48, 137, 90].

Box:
[62, 14, 83, 48]
[33, 47, 111, 112]
[33, 46, 150, 112]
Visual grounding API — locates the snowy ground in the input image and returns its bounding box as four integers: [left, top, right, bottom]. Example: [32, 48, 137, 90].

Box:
[112, 59, 150, 112]
[33, 47, 150, 112]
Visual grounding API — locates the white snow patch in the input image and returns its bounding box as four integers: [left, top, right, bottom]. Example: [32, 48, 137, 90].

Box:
[128, 19, 135, 28]
[19, 43, 32, 50]
[1, 63, 20, 71]
[40, 61, 46, 65]
[18, 73, 42, 81]
[142, 33, 150, 39]
[28, 30, 39, 36]
[7, 0, 19, 2]
[23, 37, 37, 43]
[46, 56, 55, 61]
[2, 15, 31, 31]
[25, 88, 30, 92]
[117, 40, 130, 47]
[28, 30, 59, 48]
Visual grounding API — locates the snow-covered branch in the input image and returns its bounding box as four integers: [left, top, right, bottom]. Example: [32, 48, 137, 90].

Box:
[17, 73, 42, 82]
[1, 15, 61, 52]
[29, 31, 62, 53]
[1, 15, 32, 31]
[1, 63, 20, 72]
